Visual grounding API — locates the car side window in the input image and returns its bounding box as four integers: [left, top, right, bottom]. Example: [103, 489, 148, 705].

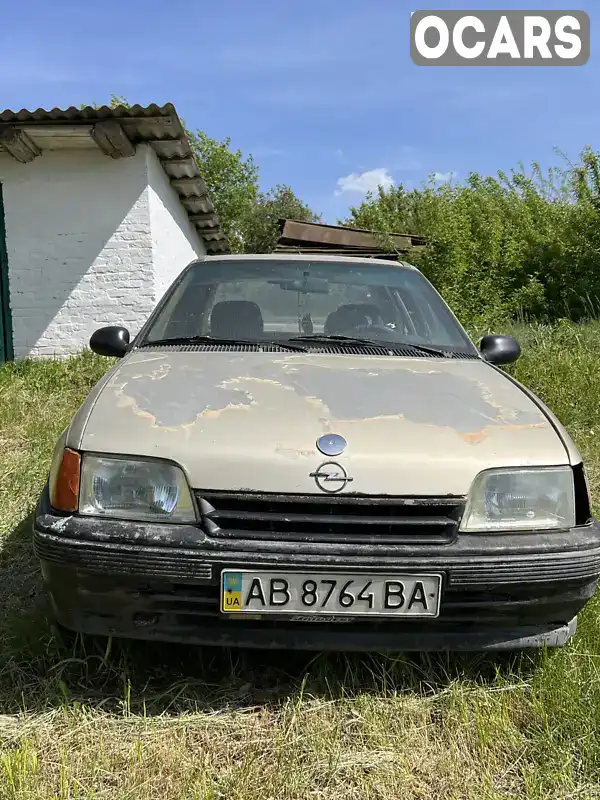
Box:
[148, 273, 214, 340]
[391, 286, 457, 345]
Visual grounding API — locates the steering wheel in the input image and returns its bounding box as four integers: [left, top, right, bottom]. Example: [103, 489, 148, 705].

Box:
[326, 306, 385, 337]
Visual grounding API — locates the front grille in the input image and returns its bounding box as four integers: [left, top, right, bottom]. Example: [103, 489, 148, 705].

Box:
[195, 491, 465, 545]
[35, 528, 600, 586]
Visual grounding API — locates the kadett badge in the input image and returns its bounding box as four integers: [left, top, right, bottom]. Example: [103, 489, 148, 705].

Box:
[222, 571, 243, 612]
[310, 461, 354, 494]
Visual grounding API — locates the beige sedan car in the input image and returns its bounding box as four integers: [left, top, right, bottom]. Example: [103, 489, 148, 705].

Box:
[34, 255, 600, 651]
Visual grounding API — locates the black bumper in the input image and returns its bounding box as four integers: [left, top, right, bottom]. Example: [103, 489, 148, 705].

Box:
[33, 488, 600, 651]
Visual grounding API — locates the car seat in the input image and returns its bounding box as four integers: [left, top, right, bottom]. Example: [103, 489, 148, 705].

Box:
[210, 301, 264, 339]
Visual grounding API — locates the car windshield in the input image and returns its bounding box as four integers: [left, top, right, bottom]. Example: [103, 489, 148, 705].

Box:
[141, 259, 475, 352]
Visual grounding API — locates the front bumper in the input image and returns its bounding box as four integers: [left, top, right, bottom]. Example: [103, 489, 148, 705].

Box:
[33, 487, 600, 651]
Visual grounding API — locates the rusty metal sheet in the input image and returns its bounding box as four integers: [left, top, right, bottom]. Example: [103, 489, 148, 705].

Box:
[278, 219, 425, 251]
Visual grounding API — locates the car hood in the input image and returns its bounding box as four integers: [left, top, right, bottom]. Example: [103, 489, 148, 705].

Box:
[75, 350, 572, 496]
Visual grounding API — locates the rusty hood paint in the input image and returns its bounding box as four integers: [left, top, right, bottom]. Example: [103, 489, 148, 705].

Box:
[75, 350, 574, 496]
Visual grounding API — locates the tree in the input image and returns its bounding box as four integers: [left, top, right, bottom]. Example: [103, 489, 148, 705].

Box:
[240, 184, 320, 253]
[185, 129, 259, 252]
[342, 153, 600, 327]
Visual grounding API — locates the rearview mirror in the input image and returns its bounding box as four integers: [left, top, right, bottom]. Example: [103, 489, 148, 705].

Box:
[90, 326, 130, 358]
[272, 278, 330, 294]
[479, 334, 521, 365]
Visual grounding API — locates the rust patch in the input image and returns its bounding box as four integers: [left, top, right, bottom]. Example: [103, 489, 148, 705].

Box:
[273, 363, 545, 433]
[200, 404, 254, 421]
[339, 415, 548, 446]
[106, 355, 548, 439]
[461, 430, 489, 445]
[129, 363, 172, 382]
[460, 422, 549, 445]
[113, 376, 256, 431]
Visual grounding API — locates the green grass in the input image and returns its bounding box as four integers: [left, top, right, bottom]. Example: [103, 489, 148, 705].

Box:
[1, 325, 600, 798]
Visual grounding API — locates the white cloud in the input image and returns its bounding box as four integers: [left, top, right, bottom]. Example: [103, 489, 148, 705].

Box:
[433, 171, 458, 183]
[335, 167, 394, 195]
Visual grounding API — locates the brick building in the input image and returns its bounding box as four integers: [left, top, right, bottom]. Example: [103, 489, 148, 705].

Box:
[0, 103, 227, 362]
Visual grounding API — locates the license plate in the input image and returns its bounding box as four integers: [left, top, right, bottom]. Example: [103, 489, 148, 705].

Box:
[220, 571, 442, 618]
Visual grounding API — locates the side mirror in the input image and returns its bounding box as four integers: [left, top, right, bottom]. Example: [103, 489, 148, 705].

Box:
[479, 334, 521, 365]
[90, 326, 130, 358]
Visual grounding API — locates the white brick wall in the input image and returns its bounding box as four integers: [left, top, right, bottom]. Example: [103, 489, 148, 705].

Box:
[0, 143, 206, 359]
[147, 147, 205, 300]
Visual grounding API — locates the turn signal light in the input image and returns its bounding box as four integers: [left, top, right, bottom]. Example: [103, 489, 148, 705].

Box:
[50, 448, 81, 513]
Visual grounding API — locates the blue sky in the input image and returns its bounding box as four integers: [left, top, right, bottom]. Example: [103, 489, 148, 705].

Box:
[1, 0, 597, 222]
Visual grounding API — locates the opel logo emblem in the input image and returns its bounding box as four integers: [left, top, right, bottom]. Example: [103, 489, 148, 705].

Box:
[310, 461, 354, 494]
[316, 433, 347, 457]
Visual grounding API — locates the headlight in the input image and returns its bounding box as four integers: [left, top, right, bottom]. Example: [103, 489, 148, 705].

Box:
[460, 467, 575, 532]
[79, 455, 196, 523]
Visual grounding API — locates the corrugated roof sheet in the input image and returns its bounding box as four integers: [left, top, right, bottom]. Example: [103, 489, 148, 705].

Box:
[0, 103, 228, 253]
[278, 218, 426, 246]
[275, 218, 426, 260]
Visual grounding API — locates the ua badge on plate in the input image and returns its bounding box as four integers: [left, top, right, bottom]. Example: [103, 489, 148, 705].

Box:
[221, 571, 243, 612]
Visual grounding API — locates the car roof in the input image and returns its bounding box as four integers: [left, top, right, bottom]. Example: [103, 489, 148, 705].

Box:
[196, 253, 419, 271]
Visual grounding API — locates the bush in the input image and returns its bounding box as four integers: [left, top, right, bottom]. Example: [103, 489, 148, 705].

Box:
[344, 148, 600, 329]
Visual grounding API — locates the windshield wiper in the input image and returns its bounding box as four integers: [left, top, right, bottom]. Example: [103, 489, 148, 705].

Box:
[141, 335, 308, 352]
[288, 334, 446, 357]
